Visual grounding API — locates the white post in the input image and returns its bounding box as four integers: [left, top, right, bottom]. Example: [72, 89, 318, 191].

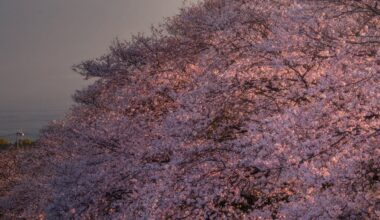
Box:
[16, 130, 24, 148]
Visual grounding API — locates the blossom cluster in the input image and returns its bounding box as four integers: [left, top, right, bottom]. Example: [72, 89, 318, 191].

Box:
[1, 0, 379, 219]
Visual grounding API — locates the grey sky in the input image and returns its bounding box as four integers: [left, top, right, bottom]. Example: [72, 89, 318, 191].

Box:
[0, 0, 193, 112]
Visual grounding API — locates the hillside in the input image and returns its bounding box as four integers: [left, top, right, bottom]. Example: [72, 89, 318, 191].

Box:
[1, 0, 379, 219]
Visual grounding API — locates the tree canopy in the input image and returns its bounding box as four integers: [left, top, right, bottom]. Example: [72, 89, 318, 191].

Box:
[1, 0, 379, 219]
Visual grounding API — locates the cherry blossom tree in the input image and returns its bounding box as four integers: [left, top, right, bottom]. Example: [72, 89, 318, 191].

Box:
[1, 0, 379, 219]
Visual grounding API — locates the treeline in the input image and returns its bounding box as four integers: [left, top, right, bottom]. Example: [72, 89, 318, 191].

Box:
[0, 138, 36, 150]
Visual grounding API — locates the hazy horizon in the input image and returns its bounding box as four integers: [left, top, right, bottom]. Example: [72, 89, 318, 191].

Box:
[0, 0, 195, 139]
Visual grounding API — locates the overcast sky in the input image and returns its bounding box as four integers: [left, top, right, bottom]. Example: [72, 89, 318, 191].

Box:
[0, 0, 193, 112]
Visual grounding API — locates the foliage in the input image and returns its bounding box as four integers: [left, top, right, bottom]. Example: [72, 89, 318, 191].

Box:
[18, 138, 35, 147]
[1, 0, 379, 219]
[0, 138, 10, 147]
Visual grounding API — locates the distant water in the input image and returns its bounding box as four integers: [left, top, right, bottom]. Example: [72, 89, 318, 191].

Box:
[0, 109, 66, 142]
